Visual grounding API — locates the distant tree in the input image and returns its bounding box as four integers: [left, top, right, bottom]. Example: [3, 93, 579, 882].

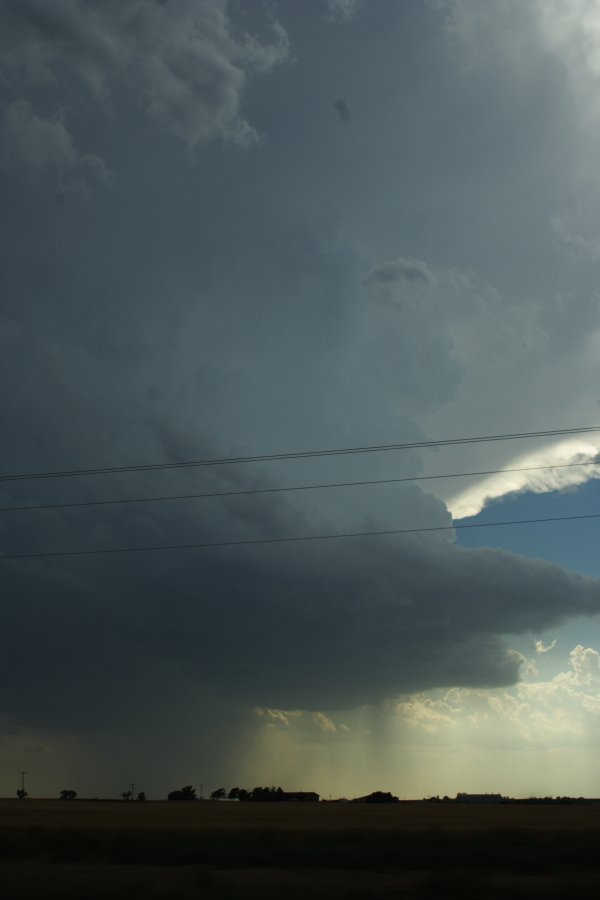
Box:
[251, 786, 285, 802]
[211, 788, 226, 800]
[122, 791, 132, 801]
[167, 785, 197, 802]
[181, 785, 196, 801]
[370, 791, 398, 803]
[228, 787, 250, 801]
[60, 789, 77, 800]
[354, 791, 398, 804]
[137, 792, 146, 802]
[16, 789, 27, 800]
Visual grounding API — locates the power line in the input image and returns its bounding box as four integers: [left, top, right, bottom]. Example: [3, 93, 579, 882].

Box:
[1, 425, 599, 484]
[2, 511, 600, 561]
[1, 459, 599, 514]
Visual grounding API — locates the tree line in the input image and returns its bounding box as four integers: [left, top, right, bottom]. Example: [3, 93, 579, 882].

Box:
[167, 785, 320, 802]
[16, 785, 398, 803]
[167, 786, 399, 803]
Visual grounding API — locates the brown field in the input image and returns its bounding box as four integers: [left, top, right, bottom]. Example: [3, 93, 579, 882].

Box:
[2, 799, 600, 898]
[4, 797, 600, 831]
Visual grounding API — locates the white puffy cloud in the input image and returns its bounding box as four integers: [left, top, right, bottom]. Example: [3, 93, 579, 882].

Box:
[255, 707, 349, 738]
[394, 696, 457, 734]
[448, 438, 600, 519]
[255, 708, 300, 728]
[394, 644, 600, 745]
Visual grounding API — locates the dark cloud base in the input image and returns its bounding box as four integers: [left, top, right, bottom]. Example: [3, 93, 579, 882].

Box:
[2, 522, 598, 729]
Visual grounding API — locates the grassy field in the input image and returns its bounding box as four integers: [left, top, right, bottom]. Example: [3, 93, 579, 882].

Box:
[2, 799, 600, 898]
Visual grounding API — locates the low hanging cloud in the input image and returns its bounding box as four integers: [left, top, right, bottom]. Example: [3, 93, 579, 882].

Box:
[3, 488, 600, 721]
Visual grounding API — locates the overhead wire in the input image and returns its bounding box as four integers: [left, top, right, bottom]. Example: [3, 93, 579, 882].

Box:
[1, 458, 599, 514]
[2, 511, 600, 561]
[1, 424, 600, 483]
[2, 424, 600, 561]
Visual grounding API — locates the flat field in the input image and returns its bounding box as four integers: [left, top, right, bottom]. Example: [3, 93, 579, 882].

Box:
[2, 799, 600, 898]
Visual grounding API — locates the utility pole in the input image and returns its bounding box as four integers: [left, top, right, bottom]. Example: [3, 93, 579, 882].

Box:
[18, 771, 27, 799]
[131, 783, 135, 801]
[200, 783, 203, 800]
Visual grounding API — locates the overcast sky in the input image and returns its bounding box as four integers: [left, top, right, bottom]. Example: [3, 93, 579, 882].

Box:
[3, 0, 600, 800]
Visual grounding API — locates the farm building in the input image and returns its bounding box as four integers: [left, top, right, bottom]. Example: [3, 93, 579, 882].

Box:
[456, 793, 503, 803]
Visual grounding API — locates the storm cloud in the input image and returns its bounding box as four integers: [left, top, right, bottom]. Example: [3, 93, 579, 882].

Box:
[0, 0, 289, 161]
[4, 469, 600, 723]
[3, 1, 600, 794]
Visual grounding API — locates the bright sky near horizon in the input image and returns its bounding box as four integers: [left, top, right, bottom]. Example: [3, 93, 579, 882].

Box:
[3, 0, 600, 800]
